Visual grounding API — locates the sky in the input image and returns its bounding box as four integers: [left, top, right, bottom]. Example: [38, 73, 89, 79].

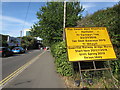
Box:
[0, 1, 119, 37]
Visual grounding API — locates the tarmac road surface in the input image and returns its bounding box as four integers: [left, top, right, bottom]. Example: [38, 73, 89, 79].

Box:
[3, 51, 65, 88]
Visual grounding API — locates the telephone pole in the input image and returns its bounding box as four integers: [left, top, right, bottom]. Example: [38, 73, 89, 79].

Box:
[63, 0, 66, 41]
[20, 30, 22, 46]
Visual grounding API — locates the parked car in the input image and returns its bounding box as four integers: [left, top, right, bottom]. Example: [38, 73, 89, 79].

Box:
[12, 47, 25, 54]
[0, 47, 13, 57]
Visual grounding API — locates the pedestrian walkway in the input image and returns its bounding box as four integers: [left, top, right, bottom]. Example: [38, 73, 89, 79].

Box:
[4, 51, 65, 88]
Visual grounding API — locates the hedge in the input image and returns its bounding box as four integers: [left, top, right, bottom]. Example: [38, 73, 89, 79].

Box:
[51, 41, 73, 76]
[77, 3, 120, 75]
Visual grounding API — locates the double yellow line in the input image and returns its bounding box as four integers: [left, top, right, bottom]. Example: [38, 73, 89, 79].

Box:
[0, 51, 45, 87]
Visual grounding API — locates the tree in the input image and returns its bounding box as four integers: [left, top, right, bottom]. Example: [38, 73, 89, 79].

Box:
[77, 2, 120, 76]
[31, 2, 83, 46]
[0, 34, 8, 47]
[21, 36, 37, 50]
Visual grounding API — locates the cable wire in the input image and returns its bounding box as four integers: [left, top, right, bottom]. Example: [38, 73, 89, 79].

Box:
[21, 0, 31, 37]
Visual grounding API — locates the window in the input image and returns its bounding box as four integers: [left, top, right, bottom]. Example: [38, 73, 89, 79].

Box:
[26, 31, 30, 36]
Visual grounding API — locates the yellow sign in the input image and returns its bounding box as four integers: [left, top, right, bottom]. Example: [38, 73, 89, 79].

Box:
[65, 27, 116, 62]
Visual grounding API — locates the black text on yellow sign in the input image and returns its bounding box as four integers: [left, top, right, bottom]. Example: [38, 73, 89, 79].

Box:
[65, 27, 117, 62]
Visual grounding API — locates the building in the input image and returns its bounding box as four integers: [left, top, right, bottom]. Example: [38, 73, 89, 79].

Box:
[24, 29, 31, 36]
[23, 29, 42, 41]
[23, 29, 43, 49]
[7, 36, 21, 46]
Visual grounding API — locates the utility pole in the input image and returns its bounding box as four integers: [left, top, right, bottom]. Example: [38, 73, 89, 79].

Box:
[20, 30, 22, 46]
[63, 0, 66, 41]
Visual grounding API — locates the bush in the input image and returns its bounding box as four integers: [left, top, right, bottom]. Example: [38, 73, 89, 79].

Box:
[51, 41, 73, 76]
[77, 2, 120, 75]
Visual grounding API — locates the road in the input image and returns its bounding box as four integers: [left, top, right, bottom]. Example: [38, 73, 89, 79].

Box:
[2, 50, 43, 79]
[1, 50, 65, 88]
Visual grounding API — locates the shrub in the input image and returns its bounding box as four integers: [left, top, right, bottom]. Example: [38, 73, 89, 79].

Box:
[51, 41, 73, 76]
[77, 3, 120, 75]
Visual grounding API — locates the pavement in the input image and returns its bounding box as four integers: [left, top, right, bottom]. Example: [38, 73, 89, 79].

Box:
[3, 50, 66, 88]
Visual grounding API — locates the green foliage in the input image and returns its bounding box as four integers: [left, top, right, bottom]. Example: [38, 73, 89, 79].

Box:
[21, 36, 37, 49]
[2, 41, 8, 47]
[31, 2, 83, 46]
[51, 41, 73, 76]
[77, 3, 120, 75]
[111, 60, 120, 75]
[0, 34, 8, 47]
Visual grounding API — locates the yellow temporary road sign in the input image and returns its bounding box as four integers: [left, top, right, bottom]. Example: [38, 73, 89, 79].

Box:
[65, 27, 117, 62]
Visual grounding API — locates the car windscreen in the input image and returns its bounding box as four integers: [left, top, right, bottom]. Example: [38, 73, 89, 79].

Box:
[13, 47, 20, 49]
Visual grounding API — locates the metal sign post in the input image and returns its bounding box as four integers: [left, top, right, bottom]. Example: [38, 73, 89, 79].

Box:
[78, 62, 84, 88]
[93, 61, 96, 69]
